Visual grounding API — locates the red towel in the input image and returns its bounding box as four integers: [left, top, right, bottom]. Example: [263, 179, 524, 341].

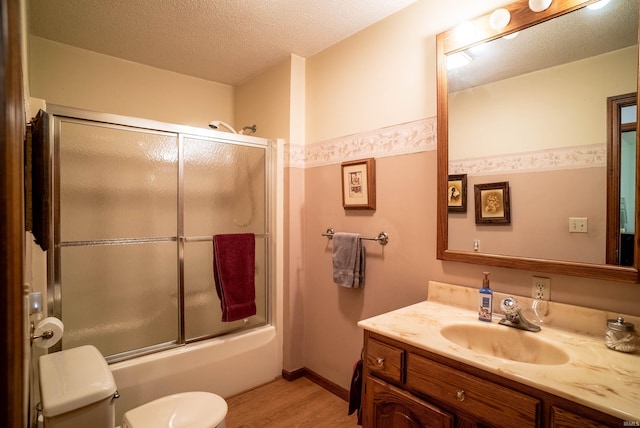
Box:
[212, 233, 256, 322]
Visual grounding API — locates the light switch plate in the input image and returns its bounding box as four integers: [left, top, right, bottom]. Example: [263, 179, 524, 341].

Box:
[569, 217, 588, 233]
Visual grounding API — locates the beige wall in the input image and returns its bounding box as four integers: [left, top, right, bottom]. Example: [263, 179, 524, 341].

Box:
[29, 36, 234, 127]
[450, 47, 637, 159]
[235, 57, 291, 141]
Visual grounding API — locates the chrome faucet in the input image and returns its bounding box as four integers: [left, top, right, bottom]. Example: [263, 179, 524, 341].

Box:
[499, 297, 541, 332]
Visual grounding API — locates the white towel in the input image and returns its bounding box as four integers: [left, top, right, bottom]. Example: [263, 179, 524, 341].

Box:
[332, 232, 366, 288]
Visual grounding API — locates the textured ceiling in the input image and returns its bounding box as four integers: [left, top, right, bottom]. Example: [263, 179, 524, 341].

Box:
[28, 0, 417, 86]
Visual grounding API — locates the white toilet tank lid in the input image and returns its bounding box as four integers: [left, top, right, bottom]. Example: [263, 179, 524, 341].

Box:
[39, 345, 117, 417]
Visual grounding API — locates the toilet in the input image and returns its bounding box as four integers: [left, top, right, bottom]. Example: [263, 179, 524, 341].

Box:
[38, 345, 227, 428]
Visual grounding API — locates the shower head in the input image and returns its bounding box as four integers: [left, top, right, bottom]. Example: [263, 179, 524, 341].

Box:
[208, 120, 238, 134]
[208, 121, 257, 135]
[240, 125, 257, 135]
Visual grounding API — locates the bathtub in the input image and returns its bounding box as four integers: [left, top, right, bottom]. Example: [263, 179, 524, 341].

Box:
[110, 325, 281, 423]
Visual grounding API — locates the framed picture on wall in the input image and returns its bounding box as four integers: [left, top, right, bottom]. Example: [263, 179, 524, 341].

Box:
[447, 174, 467, 212]
[341, 158, 376, 210]
[474, 181, 511, 224]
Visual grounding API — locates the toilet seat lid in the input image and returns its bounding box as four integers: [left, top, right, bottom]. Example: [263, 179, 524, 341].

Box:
[122, 391, 227, 428]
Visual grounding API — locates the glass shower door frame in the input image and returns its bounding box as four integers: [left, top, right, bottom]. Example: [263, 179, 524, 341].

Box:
[46, 106, 272, 362]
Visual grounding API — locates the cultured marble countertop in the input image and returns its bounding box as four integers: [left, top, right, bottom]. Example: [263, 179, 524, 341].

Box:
[357, 281, 640, 422]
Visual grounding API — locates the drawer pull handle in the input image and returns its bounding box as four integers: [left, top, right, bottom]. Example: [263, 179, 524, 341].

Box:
[375, 357, 385, 368]
[456, 390, 465, 402]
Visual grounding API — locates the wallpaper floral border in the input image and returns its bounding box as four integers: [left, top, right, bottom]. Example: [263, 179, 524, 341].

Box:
[449, 143, 606, 176]
[285, 118, 437, 168]
[284, 117, 606, 174]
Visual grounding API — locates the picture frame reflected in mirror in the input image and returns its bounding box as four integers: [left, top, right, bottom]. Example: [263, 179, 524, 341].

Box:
[474, 181, 510, 224]
[448, 174, 467, 213]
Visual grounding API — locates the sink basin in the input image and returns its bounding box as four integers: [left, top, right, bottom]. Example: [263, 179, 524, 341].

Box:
[440, 323, 570, 365]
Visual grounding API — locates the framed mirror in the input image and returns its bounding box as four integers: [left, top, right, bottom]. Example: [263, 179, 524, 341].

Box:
[436, 0, 640, 282]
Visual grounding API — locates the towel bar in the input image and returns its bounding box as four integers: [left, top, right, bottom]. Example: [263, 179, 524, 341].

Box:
[183, 234, 269, 243]
[321, 228, 389, 246]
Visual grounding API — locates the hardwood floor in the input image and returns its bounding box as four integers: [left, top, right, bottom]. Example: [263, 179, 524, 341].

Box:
[226, 377, 360, 427]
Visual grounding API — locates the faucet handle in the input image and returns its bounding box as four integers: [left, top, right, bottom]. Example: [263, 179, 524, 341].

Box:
[499, 297, 541, 332]
[500, 297, 518, 315]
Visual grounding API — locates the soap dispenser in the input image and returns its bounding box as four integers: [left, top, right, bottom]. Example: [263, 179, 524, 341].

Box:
[478, 272, 493, 322]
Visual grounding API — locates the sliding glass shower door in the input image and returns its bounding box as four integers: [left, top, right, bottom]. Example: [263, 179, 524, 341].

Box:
[182, 135, 268, 340]
[50, 110, 270, 361]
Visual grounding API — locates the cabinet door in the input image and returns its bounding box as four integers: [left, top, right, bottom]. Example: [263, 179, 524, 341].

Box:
[364, 376, 454, 428]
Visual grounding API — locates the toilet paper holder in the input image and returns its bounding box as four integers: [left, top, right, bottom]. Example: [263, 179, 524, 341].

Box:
[30, 323, 55, 343]
[30, 316, 64, 348]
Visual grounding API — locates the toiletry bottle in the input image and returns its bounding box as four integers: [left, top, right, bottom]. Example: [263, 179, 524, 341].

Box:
[478, 272, 493, 322]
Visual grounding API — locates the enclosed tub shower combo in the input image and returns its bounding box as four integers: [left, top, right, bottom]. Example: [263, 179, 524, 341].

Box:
[29, 106, 277, 425]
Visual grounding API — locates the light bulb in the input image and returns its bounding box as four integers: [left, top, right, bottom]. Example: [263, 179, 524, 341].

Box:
[490, 9, 511, 31]
[529, 0, 552, 12]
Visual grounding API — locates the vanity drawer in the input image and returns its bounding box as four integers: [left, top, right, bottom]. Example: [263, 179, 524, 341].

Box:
[366, 339, 404, 383]
[406, 353, 539, 428]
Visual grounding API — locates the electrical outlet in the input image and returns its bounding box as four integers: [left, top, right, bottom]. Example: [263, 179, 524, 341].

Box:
[531, 276, 551, 300]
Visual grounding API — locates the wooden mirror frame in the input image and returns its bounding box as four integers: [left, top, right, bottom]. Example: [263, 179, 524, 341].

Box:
[436, 0, 640, 283]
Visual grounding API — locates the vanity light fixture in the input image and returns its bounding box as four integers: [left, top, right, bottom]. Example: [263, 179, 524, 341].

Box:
[490, 8, 511, 31]
[447, 51, 472, 70]
[528, 0, 552, 12]
[587, 0, 610, 10]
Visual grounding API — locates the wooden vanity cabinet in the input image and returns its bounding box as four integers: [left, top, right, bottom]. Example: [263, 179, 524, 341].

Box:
[362, 331, 624, 428]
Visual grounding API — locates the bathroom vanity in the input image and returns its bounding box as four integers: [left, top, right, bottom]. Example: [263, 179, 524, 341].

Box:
[358, 282, 640, 428]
